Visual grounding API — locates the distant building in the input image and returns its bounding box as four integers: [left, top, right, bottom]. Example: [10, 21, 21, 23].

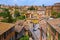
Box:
[53, 3, 60, 13]
[46, 3, 60, 17]
[0, 22, 15, 40]
[47, 18, 60, 40]
[46, 6, 52, 17]
[38, 7, 46, 18]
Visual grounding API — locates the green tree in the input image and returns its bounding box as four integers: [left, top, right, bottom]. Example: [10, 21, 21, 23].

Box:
[51, 11, 60, 18]
[51, 11, 57, 18]
[57, 13, 60, 18]
[18, 15, 25, 20]
[4, 9, 14, 23]
[28, 6, 35, 10]
[0, 8, 14, 23]
[14, 10, 20, 17]
[14, 11, 26, 20]
[19, 35, 29, 40]
[0, 9, 8, 18]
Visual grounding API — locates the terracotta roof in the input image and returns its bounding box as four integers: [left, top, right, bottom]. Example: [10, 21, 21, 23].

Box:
[39, 20, 47, 34]
[47, 18, 60, 33]
[15, 25, 24, 33]
[54, 3, 60, 6]
[15, 20, 25, 33]
[0, 22, 14, 35]
[37, 7, 45, 11]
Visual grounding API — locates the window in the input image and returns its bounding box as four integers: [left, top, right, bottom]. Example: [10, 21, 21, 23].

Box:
[4, 32, 7, 39]
[10, 36, 15, 40]
[3, 27, 14, 39]
[9, 27, 14, 33]
[10, 37, 13, 40]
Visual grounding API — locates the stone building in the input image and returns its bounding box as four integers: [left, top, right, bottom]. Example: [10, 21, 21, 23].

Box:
[47, 18, 60, 40]
[46, 3, 60, 17]
[0, 22, 15, 40]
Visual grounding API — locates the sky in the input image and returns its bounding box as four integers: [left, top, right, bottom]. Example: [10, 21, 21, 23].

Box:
[0, 0, 60, 6]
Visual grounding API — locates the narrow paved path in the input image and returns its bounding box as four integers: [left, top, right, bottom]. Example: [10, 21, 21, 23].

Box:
[29, 28, 39, 40]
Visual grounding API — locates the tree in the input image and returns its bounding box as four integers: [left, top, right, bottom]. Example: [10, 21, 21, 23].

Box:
[28, 6, 35, 10]
[14, 10, 20, 17]
[18, 15, 25, 20]
[4, 9, 14, 23]
[19, 35, 29, 40]
[57, 12, 60, 18]
[0, 8, 14, 23]
[0, 9, 9, 18]
[14, 11, 26, 20]
[51, 11, 57, 18]
[51, 11, 60, 18]
[42, 4, 45, 7]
